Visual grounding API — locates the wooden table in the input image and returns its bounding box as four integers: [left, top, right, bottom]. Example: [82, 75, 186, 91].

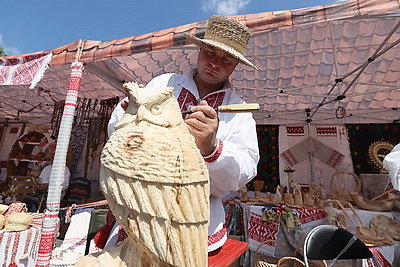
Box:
[229, 199, 400, 266]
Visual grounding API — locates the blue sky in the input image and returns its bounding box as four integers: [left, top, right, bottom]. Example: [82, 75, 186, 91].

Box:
[1, 0, 338, 56]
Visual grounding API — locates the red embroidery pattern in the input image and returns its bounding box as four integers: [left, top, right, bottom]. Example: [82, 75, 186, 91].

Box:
[117, 225, 128, 244]
[204, 139, 223, 163]
[4, 232, 13, 264]
[316, 126, 337, 136]
[326, 150, 344, 169]
[23, 228, 33, 255]
[177, 88, 197, 113]
[3, 203, 26, 216]
[208, 227, 227, 246]
[177, 88, 225, 162]
[248, 211, 280, 243]
[30, 228, 40, 258]
[286, 126, 305, 136]
[36, 212, 59, 266]
[367, 247, 391, 267]
[280, 149, 298, 166]
[0, 53, 50, 86]
[10, 231, 21, 264]
[204, 92, 225, 108]
[177, 88, 226, 119]
[294, 207, 327, 224]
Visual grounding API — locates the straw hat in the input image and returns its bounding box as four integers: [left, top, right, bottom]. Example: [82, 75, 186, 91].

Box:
[185, 15, 257, 69]
[4, 212, 33, 232]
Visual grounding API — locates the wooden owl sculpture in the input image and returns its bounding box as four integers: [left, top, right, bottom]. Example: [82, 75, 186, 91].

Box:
[77, 82, 210, 267]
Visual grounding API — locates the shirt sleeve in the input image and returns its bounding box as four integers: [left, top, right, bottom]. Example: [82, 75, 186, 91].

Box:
[107, 97, 128, 137]
[207, 111, 259, 198]
[39, 165, 51, 184]
[383, 143, 400, 190]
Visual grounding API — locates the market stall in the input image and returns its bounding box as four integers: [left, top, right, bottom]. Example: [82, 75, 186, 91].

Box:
[0, 0, 400, 266]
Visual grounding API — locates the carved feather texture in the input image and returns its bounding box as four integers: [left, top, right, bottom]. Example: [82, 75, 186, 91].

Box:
[99, 82, 210, 267]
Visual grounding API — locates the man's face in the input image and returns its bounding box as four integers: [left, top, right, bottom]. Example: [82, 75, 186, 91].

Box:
[197, 44, 239, 85]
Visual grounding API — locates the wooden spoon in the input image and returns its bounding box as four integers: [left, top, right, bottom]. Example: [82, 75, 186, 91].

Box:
[371, 188, 395, 201]
[334, 200, 358, 228]
[335, 200, 377, 239]
[346, 202, 377, 237]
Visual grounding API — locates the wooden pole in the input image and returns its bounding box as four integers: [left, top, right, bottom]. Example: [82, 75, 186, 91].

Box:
[36, 40, 85, 267]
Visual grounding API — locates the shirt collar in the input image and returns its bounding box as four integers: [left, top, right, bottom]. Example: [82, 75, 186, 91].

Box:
[179, 69, 232, 99]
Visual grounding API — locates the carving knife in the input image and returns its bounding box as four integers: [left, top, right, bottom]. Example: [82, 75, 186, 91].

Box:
[181, 103, 260, 114]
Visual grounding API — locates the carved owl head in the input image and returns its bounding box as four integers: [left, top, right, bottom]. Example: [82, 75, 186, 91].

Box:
[115, 82, 183, 129]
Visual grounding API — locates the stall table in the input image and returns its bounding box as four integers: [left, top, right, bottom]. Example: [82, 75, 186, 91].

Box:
[0, 213, 43, 267]
[233, 199, 326, 266]
[231, 199, 400, 266]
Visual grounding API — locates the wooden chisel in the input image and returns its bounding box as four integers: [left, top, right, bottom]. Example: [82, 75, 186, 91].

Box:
[181, 103, 260, 114]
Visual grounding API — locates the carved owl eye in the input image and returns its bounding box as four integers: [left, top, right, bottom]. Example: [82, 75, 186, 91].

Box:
[126, 134, 144, 150]
[150, 104, 162, 115]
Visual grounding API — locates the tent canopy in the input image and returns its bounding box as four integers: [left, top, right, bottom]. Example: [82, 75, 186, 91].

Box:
[1, 0, 400, 126]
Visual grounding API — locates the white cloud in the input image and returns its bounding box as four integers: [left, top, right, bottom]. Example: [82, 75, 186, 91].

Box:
[202, 0, 251, 16]
[0, 33, 21, 56]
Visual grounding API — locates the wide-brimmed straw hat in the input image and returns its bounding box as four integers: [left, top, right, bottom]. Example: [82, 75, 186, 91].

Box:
[185, 15, 257, 69]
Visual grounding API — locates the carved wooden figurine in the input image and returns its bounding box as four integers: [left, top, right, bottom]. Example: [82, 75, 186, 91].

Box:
[77, 83, 210, 267]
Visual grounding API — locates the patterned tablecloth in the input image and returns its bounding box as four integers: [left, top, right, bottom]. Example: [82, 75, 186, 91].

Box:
[246, 204, 327, 256]
[0, 213, 43, 267]
[236, 201, 327, 267]
[236, 200, 399, 267]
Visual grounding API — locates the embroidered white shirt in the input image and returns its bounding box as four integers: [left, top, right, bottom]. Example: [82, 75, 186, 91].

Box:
[108, 69, 259, 251]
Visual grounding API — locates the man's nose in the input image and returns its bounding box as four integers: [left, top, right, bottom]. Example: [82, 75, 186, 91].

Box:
[210, 57, 220, 68]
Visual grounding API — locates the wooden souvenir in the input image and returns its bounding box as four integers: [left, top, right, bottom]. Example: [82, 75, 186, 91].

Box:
[77, 83, 210, 267]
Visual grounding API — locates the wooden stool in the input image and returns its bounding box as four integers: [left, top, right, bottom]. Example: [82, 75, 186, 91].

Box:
[208, 238, 248, 267]
[9, 175, 37, 201]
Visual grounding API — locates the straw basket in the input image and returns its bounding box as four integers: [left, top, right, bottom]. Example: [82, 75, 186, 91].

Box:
[330, 171, 361, 202]
[254, 239, 305, 267]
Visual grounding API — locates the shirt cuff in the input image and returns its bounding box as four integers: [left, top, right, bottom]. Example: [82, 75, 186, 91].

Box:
[203, 139, 223, 163]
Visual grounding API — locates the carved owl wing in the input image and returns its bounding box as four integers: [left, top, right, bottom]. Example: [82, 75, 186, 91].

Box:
[100, 83, 210, 266]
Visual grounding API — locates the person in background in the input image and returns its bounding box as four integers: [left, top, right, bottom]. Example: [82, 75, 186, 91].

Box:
[23, 155, 71, 212]
[383, 143, 400, 190]
[38, 156, 71, 198]
[107, 15, 259, 253]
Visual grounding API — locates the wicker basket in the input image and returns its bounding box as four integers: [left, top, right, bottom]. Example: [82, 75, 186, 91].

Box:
[254, 239, 305, 267]
[330, 170, 361, 201]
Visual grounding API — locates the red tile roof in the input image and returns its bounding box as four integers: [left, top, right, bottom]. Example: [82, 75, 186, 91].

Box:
[1, 0, 400, 125]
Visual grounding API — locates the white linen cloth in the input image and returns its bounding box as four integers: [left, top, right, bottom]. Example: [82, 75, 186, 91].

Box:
[51, 208, 93, 262]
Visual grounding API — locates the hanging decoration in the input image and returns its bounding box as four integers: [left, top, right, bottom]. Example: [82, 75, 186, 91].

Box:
[36, 61, 84, 267]
[368, 141, 395, 173]
[0, 53, 52, 89]
[250, 125, 280, 193]
[51, 97, 119, 141]
[347, 124, 400, 175]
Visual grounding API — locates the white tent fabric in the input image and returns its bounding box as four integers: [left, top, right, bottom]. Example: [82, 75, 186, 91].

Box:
[1, 0, 400, 126]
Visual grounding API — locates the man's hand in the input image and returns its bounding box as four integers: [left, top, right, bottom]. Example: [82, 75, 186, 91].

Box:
[185, 100, 219, 156]
[36, 183, 48, 192]
[121, 83, 145, 111]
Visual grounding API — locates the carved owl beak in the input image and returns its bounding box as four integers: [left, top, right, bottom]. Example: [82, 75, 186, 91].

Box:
[137, 105, 147, 122]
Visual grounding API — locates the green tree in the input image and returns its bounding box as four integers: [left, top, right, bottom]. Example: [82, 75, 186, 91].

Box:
[0, 47, 6, 57]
